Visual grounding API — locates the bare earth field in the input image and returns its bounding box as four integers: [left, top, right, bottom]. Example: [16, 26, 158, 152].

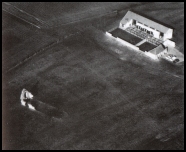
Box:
[2, 2, 184, 150]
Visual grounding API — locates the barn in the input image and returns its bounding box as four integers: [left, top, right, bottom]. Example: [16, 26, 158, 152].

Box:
[119, 11, 173, 41]
[106, 10, 183, 63]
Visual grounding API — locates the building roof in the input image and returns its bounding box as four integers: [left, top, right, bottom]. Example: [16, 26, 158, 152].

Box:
[120, 11, 172, 33]
[149, 44, 165, 55]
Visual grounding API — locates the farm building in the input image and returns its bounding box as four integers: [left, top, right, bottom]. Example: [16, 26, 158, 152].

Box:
[119, 11, 173, 41]
[106, 10, 184, 63]
[149, 44, 167, 56]
[144, 44, 167, 60]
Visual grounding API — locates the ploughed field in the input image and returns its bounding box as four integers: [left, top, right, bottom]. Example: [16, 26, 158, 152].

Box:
[2, 2, 184, 150]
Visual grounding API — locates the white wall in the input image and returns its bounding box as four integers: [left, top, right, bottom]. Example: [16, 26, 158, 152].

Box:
[119, 23, 124, 29]
[153, 30, 160, 39]
[164, 29, 173, 40]
[136, 22, 160, 39]
[106, 31, 112, 36]
[120, 19, 133, 30]
[157, 49, 168, 58]
[144, 51, 158, 60]
[163, 39, 175, 48]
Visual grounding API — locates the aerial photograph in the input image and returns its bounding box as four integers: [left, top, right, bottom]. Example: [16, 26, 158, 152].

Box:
[2, 2, 184, 150]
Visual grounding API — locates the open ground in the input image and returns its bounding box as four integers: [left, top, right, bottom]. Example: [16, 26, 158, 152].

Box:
[2, 2, 184, 150]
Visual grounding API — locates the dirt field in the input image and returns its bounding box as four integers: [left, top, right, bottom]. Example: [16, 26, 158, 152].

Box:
[2, 2, 184, 150]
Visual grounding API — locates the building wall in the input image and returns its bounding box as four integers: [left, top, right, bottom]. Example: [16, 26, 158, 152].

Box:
[119, 19, 133, 30]
[157, 49, 168, 58]
[119, 16, 173, 42]
[106, 31, 112, 36]
[164, 29, 173, 40]
[163, 39, 175, 47]
[136, 22, 160, 39]
[144, 51, 158, 60]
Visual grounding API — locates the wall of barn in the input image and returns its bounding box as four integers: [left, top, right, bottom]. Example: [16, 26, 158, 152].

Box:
[136, 22, 160, 39]
[119, 19, 132, 30]
[164, 29, 173, 40]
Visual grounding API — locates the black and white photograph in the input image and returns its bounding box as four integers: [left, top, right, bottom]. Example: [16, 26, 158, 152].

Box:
[2, 2, 184, 150]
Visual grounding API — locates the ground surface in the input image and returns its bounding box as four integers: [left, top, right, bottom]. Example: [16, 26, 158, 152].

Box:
[2, 2, 184, 150]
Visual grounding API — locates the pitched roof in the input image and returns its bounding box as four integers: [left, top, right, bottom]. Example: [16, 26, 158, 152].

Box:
[120, 11, 172, 33]
[149, 44, 165, 55]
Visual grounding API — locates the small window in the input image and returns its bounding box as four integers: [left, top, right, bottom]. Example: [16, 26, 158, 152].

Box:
[133, 20, 136, 25]
[160, 32, 164, 37]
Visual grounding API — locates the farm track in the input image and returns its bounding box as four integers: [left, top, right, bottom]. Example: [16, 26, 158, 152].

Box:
[2, 9, 41, 29]
[5, 40, 59, 73]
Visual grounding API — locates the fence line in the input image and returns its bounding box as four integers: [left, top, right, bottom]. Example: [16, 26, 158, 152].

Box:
[5, 39, 60, 74]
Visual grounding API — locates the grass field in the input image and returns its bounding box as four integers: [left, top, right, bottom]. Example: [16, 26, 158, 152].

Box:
[7, 2, 141, 26]
[2, 2, 184, 150]
[2, 11, 58, 72]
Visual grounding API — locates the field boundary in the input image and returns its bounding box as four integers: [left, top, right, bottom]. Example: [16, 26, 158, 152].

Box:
[47, 10, 118, 29]
[2, 9, 41, 29]
[3, 2, 118, 29]
[5, 40, 60, 74]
